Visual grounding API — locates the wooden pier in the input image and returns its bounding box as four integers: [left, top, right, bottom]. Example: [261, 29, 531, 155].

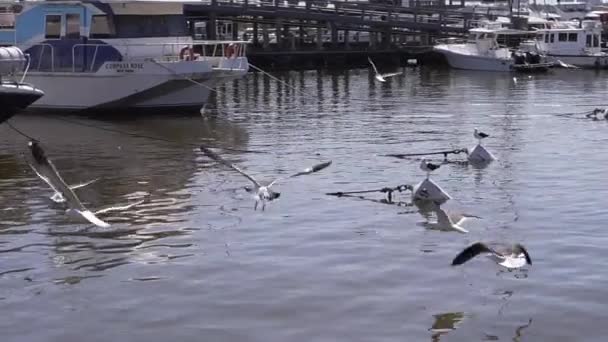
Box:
[184, 0, 488, 69]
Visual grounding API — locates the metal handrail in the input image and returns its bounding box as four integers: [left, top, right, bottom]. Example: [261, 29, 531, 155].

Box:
[70, 41, 249, 72]
[31, 43, 54, 72]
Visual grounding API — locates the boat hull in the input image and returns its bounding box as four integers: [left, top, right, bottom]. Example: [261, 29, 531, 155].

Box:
[550, 55, 608, 68]
[434, 45, 514, 72]
[0, 83, 44, 122]
[21, 58, 248, 113]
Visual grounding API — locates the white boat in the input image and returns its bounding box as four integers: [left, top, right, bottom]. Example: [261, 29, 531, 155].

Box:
[524, 20, 608, 68]
[433, 24, 552, 72]
[0, 46, 44, 122]
[0, 1, 248, 112]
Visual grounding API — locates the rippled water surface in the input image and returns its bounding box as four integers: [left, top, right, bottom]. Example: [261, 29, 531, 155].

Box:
[2, 68, 608, 342]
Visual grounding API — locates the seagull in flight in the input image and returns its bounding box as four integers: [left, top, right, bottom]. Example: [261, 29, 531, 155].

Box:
[586, 108, 608, 120]
[368, 57, 402, 83]
[473, 128, 489, 144]
[420, 158, 440, 179]
[200, 146, 332, 211]
[27, 141, 143, 227]
[27, 141, 111, 227]
[451, 242, 532, 269]
[427, 201, 469, 233]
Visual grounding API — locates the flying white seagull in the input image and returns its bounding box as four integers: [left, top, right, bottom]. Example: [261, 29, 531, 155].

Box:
[368, 57, 402, 83]
[451, 242, 532, 269]
[473, 128, 489, 144]
[427, 201, 469, 233]
[200, 146, 332, 211]
[28, 141, 113, 228]
[28, 164, 98, 203]
[420, 158, 440, 179]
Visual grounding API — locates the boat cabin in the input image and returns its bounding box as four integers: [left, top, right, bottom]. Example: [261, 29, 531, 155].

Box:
[0, 1, 245, 73]
[534, 20, 602, 56]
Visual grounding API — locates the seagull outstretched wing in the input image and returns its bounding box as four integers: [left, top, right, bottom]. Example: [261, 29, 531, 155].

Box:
[380, 72, 402, 79]
[267, 160, 333, 187]
[200, 146, 261, 187]
[451, 242, 494, 265]
[368, 57, 380, 75]
[94, 200, 145, 215]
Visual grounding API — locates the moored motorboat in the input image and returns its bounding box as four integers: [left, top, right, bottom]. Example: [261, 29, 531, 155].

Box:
[0, 46, 44, 123]
[433, 25, 553, 72]
[522, 20, 608, 68]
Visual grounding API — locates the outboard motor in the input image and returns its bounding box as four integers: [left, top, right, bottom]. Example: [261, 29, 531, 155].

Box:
[512, 51, 526, 65]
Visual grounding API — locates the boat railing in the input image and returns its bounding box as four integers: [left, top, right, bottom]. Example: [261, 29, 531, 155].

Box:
[435, 37, 466, 45]
[29, 43, 55, 72]
[71, 41, 248, 72]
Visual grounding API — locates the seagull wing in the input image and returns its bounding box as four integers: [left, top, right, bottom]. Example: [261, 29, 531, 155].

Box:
[94, 200, 145, 215]
[76, 210, 111, 228]
[368, 57, 380, 75]
[380, 71, 403, 78]
[267, 161, 332, 188]
[28, 162, 62, 194]
[69, 178, 99, 190]
[200, 146, 261, 187]
[288, 160, 332, 179]
[451, 242, 494, 266]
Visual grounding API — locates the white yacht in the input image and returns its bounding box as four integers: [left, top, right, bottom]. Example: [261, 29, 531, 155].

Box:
[526, 20, 608, 68]
[0, 1, 249, 112]
[433, 24, 552, 72]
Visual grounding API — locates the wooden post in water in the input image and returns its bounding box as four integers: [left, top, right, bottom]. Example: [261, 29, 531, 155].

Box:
[316, 24, 323, 50]
[344, 29, 350, 50]
[276, 17, 283, 48]
[253, 20, 259, 47]
[262, 24, 269, 50]
[330, 22, 338, 49]
[208, 12, 217, 40]
[232, 21, 238, 41]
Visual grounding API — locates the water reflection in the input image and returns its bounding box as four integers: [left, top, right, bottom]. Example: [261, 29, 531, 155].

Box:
[429, 311, 465, 342]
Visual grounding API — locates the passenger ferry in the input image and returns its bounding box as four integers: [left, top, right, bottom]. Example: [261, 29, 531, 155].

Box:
[0, 1, 249, 112]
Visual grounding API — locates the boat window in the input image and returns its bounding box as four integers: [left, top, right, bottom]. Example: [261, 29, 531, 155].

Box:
[65, 13, 80, 38]
[45, 15, 62, 39]
[0, 11, 15, 29]
[550, 34, 554, 43]
[544, 34, 549, 43]
[594, 34, 600, 47]
[558, 33, 568, 41]
[113, 15, 187, 38]
[90, 15, 115, 38]
[568, 33, 577, 42]
[587, 34, 592, 47]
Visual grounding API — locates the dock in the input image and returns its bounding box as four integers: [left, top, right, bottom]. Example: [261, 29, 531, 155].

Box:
[184, 0, 489, 69]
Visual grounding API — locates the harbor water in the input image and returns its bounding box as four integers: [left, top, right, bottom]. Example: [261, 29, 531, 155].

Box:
[1, 67, 608, 341]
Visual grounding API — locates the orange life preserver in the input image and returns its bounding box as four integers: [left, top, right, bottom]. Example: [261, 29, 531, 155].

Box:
[179, 46, 194, 61]
[225, 43, 239, 59]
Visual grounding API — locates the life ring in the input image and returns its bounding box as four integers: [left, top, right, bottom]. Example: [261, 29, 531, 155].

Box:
[225, 43, 239, 59]
[179, 46, 194, 61]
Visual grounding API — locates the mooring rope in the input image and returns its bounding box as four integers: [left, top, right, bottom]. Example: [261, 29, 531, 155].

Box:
[327, 184, 412, 203]
[5, 120, 38, 141]
[45, 116, 268, 154]
[385, 148, 468, 160]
